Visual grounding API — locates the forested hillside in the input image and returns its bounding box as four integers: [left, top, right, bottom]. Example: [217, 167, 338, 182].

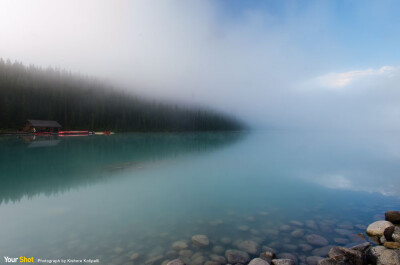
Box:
[0, 59, 243, 132]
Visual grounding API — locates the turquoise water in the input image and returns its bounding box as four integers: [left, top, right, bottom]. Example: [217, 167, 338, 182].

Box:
[1, 131, 400, 264]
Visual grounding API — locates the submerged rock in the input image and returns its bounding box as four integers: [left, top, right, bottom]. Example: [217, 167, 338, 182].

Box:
[212, 245, 225, 254]
[225, 249, 250, 264]
[210, 254, 226, 264]
[311, 246, 334, 257]
[238, 240, 259, 254]
[327, 246, 364, 265]
[249, 258, 271, 265]
[192, 234, 209, 247]
[276, 253, 297, 264]
[366, 221, 393, 237]
[166, 259, 185, 265]
[172, 241, 188, 250]
[306, 234, 329, 246]
[271, 259, 295, 265]
[385, 211, 400, 224]
[305, 256, 323, 265]
[291, 229, 304, 238]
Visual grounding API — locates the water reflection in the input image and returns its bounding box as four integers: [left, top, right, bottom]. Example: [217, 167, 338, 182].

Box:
[0, 132, 244, 204]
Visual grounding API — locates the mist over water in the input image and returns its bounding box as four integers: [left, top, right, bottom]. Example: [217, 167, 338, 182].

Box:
[0, 132, 399, 264]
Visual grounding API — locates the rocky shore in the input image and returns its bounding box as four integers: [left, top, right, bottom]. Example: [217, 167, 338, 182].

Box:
[131, 211, 400, 265]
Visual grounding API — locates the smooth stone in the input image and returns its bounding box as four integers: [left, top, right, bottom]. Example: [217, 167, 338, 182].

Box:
[190, 255, 205, 265]
[212, 245, 225, 254]
[290, 221, 304, 227]
[334, 229, 353, 236]
[306, 234, 329, 246]
[333, 238, 349, 245]
[204, 262, 219, 265]
[280, 225, 292, 232]
[172, 241, 188, 250]
[192, 235, 210, 247]
[311, 246, 335, 257]
[271, 259, 295, 265]
[384, 226, 395, 241]
[178, 250, 193, 257]
[145, 255, 164, 265]
[385, 211, 400, 224]
[167, 259, 185, 265]
[260, 251, 276, 261]
[305, 256, 323, 265]
[130, 253, 140, 261]
[291, 229, 304, 238]
[381, 235, 387, 244]
[210, 254, 226, 263]
[377, 249, 400, 265]
[237, 225, 249, 231]
[337, 221, 354, 230]
[220, 237, 232, 244]
[366, 246, 386, 264]
[165, 250, 178, 259]
[299, 243, 313, 252]
[384, 242, 400, 249]
[249, 258, 270, 265]
[238, 240, 259, 255]
[366, 221, 393, 237]
[276, 253, 297, 264]
[305, 220, 318, 230]
[225, 249, 250, 264]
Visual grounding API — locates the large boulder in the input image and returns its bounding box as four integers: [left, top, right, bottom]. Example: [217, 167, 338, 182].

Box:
[306, 234, 329, 246]
[225, 249, 250, 264]
[366, 246, 386, 264]
[327, 246, 364, 265]
[238, 240, 259, 254]
[393, 226, 400, 243]
[366, 221, 393, 237]
[385, 211, 400, 224]
[249, 258, 271, 265]
[377, 249, 400, 265]
[191, 235, 210, 247]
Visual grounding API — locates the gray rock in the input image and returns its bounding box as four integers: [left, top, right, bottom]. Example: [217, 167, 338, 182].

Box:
[167, 259, 185, 265]
[377, 249, 400, 265]
[192, 235, 209, 247]
[203, 262, 219, 265]
[327, 246, 364, 265]
[305, 256, 324, 265]
[366, 221, 393, 237]
[291, 229, 304, 238]
[385, 211, 400, 224]
[280, 225, 292, 232]
[334, 229, 353, 236]
[277, 253, 297, 264]
[317, 257, 345, 264]
[299, 243, 313, 252]
[225, 249, 250, 264]
[249, 258, 270, 265]
[172, 241, 188, 250]
[312, 246, 335, 257]
[366, 246, 386, 264]
[260, 251, 276, 261]
[306, 234, 329, 246]
[190, 255, 205, 265]
[271, 259, 295, 265]
[212, 245, 225, 254]
[210, 254, 226, 264]
[350, 242, 371, 252]
[238, 240, 259, 254]
[392, 226, 400, 243]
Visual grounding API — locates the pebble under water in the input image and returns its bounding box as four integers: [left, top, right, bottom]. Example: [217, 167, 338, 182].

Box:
[0, 131, 400, 265]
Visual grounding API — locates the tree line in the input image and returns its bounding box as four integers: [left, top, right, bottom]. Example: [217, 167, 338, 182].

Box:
[0, 59, 243, 132]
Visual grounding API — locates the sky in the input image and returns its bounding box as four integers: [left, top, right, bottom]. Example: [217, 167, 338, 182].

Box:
[1, 0, 400, 130]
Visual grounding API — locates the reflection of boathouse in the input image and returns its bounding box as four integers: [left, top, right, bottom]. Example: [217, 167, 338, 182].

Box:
[23, 120, 62, 133]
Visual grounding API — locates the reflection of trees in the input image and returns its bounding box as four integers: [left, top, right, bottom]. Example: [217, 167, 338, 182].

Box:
[0, 133, 244, 204]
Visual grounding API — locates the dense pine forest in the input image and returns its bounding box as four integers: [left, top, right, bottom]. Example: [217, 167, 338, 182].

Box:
[0, 59, 243, 132]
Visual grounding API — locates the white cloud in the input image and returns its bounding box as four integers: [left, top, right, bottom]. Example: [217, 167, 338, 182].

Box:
[313, 66, 396, 89]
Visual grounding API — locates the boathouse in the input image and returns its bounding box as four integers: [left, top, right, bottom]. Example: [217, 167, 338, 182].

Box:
[23, 120, 62, 133]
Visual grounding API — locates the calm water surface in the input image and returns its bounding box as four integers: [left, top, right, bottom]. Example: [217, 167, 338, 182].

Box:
[1, 131, 400, 264]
